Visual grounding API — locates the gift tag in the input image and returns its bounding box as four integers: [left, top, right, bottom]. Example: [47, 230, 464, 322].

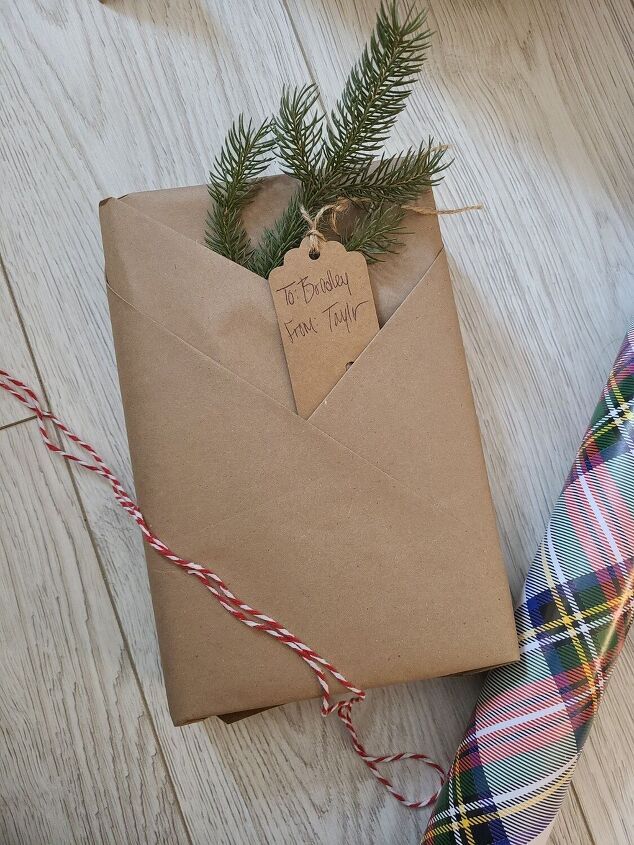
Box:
[269, 237, 379, 418]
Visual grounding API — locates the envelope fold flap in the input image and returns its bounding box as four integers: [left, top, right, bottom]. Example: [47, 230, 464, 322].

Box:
[108, 288, 518, 723]
[312, 249, 497, 519]
[100, 195, 296, 410]
[108, 175, 445, 324]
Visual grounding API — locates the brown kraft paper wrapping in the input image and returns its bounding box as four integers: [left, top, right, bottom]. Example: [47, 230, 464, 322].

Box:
[99, 175, 519, 725]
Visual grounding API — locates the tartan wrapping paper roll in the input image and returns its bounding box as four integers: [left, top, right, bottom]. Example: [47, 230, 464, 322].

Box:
[423, 326, 634, 845]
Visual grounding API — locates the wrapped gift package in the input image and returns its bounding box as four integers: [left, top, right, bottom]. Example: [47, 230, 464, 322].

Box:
[100, 175, 519, 725]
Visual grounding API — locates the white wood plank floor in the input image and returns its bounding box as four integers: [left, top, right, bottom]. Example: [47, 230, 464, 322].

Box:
[0, 1, 632, 843]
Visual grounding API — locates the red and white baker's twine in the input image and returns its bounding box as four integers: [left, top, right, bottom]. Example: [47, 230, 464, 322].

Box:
[0, 369, 445, 809]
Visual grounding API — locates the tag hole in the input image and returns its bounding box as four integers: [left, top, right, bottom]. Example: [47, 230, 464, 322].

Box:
[346, 361, 354, 370]
[309, 248, 320, 260]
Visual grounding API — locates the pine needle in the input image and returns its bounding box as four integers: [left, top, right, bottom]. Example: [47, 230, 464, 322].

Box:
[248, 195, 307, 278]
[324, 1, 432, 179]
[341, 139, 451, 203]
[275, 84, 324, 190]
[206, 2, 450, 276]
[205, 116, 275, 266]
[343, 204, 407, 262]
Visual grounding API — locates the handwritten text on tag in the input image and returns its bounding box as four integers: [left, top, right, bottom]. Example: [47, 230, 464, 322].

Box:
[269, 238, 379, 418]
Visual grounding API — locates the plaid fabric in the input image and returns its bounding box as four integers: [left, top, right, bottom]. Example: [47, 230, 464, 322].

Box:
[423, 327, 634, 845]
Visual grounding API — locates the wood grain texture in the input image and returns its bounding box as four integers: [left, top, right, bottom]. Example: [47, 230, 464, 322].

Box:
[573, 638, 634, 844]
[0, 421, 188, 844]
[0, 263, 40, 427]
[548, 790, 594, 845]
[0, 0, 632, 842]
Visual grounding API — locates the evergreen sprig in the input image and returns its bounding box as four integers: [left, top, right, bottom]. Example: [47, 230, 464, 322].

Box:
[323, 1, 432, 178]
[206, 2, 450, 274]
[249, 195, 307, 278]
[343, 204, 407, 259]
[205, 116, 275, 266]
[340, 139, 450, 204]
[275, 84, 324, 189]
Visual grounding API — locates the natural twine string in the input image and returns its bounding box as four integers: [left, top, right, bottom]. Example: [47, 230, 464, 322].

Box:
[299, 202, 354, 254]
[401, 202, 483, 216]
[0, 369, 446, 810]
[301, 196, 482, 251]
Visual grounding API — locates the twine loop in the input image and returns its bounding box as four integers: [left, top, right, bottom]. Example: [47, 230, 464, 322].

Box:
[299, 204, 336, 256]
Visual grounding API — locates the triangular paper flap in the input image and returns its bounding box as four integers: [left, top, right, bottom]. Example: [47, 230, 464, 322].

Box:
[103, 198, 493, 525]
[101, 186, 449, 428]
[108, 288, 519, 722]
[115, 175, 444, 326]
[311, 249, 499, 517]
[101, 198, 477, 506]
[100, 196, 296, 410]
[100, 191, 445, 422]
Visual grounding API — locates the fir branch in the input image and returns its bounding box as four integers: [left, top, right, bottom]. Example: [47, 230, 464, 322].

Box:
[249, 1, 438, 276]
[341, 139, 450, 203]
[324, 1, 432, 179]
[206, 116, 275, 265]
[206, 2, 450, 276]
[248, 195, 308, 277]
[275, 85, 325, 189]
[342, 204, 407, 262]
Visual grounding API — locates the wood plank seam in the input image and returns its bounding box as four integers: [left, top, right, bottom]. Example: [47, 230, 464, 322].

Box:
[0, 414, 36, 432]
[279, 0, 332, 123]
